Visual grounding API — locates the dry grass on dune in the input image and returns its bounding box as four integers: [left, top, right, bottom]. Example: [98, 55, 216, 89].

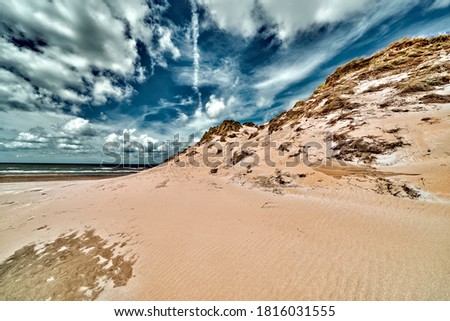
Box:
[200, 120, 243, 143]
[270, 35, 450, 125]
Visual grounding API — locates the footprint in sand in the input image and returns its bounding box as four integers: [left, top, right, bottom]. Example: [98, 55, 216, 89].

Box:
[156, 179, 169, 188]
[261, 201, 277, 209]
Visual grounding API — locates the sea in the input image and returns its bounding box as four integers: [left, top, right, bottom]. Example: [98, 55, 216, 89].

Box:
[0, 163, 151, 178]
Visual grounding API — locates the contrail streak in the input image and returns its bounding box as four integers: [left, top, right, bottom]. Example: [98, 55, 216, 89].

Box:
[190, 0, 202, 108]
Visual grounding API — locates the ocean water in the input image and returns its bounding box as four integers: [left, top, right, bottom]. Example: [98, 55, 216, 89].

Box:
[0, 163, 149, 177]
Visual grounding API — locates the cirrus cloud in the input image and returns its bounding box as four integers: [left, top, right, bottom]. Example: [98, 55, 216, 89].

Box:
[199, 0, 370, 40]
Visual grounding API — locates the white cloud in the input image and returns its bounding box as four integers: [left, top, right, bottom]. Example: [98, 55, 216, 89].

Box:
[158, 96, 195, 108]
[16, 132, 48, 143]
[204, 94, 240, 119]
[173, 57, 241, 92]
[92, 77, 134, 106]
[108, 0, 153, 42]
[158, 26, 181, 61]
[198, 0, 369, 40]
[198, 0, 257, 38]
[57, 143, 81, 150]
[1, 141, 42, 150]
[0, 129, 49, 150]
[106, 129, 158, 145]
[136, 65, 147, 84]
[105, 128, 158, 154]
[58, 89, 90, 104]
[62, 118, 96, 136]
[205, 95, 226, 118]
[0, 69, 46, 111]
[430, 0, 450, 9]
[138, 134, 158, 145]
[259, 0, 368, 39]
[0, 0, 179, 111]
[253, 54, 327, 91]
[177, 112, 189, 123]
[99, 112, 109, 122]
[105, 132, 120, 144]
[0, 37, 88, 98]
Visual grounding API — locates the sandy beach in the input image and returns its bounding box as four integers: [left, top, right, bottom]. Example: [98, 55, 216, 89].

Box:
[0, 160, 449, 300]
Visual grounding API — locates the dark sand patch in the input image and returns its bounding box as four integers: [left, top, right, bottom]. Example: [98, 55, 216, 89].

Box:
[0, 229, 135, 300]
[156, 179, 169, 188]
[316, 164, 420, 178]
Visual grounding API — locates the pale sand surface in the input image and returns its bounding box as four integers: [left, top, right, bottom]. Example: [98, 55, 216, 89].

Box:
[0, 164, 448, 300]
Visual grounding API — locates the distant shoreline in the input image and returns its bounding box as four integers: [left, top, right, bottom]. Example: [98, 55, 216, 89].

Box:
[0, 163, 153, 183]
[0, 173, 134, 183]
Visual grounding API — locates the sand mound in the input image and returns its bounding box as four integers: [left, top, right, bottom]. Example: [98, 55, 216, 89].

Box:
[180, 34, 450, 201]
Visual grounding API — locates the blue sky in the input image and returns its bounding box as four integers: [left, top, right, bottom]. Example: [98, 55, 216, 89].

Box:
[0, 0, 449, 163]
